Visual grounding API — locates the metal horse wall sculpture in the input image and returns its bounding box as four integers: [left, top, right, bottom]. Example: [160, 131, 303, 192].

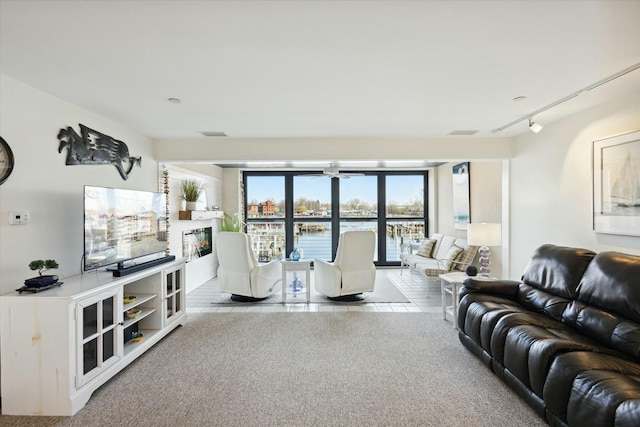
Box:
[58, 124, 142, 180]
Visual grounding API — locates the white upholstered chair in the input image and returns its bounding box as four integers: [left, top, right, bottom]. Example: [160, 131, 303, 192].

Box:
[216, 232, 281, 301]
[314, 230, 376, 300]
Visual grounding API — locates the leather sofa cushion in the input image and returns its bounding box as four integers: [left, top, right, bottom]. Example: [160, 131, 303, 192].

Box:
[576, 251, 640, 323]
[567, 370, 640, 427]
[492, 312, 628, 398]
[457, 292, 524, 352]
[562, 300, 640, 359]
[544, 351, 640, 423]
[490, 311, 621, 365]
[516, 283, 571, 321]
[521, 244, 595, 299]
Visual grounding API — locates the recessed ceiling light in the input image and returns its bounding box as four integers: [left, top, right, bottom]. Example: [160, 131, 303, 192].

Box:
[448, 130, 478, 136]
[167, 97, 182, 104]
[201, 131, 227, 137]
[512, 96, 527, 102]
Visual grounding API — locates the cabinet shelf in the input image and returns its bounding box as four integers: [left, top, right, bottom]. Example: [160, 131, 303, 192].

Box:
[123, 307, 157, 329]
[123, 329, 160, 356]
[123, 293, 156, 311]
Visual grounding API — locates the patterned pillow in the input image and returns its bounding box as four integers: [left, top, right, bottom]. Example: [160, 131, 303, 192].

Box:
[441, 245, 464, 270]
[416, 239, 436, 257]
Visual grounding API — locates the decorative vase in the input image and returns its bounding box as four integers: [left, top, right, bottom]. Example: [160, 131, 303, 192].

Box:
[185, 201, 197, 211]
[289, 248, 300, 261]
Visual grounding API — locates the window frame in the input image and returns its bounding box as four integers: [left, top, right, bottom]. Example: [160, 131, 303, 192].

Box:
[243, 170, 429, 266]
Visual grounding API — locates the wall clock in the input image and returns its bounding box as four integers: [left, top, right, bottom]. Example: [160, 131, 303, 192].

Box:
[0, 136, 15, 185]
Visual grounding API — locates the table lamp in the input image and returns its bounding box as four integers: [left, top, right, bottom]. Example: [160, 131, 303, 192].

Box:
[467, 222, 501, 278]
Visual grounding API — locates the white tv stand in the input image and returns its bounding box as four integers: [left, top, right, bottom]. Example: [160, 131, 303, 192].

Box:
[0, 258, 187, 416]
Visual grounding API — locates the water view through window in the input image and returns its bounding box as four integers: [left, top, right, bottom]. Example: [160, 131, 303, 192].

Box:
[244, 172, 427, 264]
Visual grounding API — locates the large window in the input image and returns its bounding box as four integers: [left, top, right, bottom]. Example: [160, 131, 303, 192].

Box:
[385, 175, 425, 261]
[293, 175, 332, 260]
[246, 175, 284, 219]
[244, 171, 428, 265]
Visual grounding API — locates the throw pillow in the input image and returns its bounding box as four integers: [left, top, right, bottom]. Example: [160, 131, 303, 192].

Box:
[441, 245, 464, 270]
[416, 239, 436, 257]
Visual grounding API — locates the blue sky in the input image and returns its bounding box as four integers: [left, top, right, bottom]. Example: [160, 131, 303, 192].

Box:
[246, 175, 423, 205]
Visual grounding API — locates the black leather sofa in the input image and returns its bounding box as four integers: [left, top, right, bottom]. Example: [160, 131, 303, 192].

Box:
[457, 244, 640, 426]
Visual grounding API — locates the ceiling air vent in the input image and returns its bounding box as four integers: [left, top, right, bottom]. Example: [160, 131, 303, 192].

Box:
[201, 131, 227, 137]
[448, 130, 478, 136]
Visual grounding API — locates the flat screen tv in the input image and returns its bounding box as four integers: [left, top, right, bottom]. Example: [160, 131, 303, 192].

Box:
[84, 185, 172, 276]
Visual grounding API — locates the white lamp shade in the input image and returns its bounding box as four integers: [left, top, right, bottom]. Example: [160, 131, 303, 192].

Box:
[467, 223, 501, 246]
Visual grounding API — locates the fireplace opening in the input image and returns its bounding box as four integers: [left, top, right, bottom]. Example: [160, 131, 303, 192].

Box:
[183, 227, 213, 260]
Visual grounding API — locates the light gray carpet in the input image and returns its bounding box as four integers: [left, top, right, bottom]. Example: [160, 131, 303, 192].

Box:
[0, 313, 546, 426]
[207, 271, 410, 304]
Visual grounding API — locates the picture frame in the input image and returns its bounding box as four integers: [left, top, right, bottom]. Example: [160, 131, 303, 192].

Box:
[452, 162, 470, 230]
[592, 130, 640, 236]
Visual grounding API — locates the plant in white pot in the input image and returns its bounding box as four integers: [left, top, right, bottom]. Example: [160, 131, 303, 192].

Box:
[181, 179, 205, 211]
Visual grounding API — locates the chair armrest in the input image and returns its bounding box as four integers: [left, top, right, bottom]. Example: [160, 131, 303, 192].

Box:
[255, 260, 282, 283]
[314, 259, 341, 292]
[463, 277, 520, 297]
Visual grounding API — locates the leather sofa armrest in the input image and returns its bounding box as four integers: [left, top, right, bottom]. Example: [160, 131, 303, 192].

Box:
[463, 277, 520, 297]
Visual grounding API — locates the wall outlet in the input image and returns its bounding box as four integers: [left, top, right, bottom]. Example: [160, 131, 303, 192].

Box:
[9, 211, 30, 225]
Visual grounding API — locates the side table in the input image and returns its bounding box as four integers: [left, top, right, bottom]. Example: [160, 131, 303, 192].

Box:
[281, 259, 311, 303]
[439, 271, 468, 329]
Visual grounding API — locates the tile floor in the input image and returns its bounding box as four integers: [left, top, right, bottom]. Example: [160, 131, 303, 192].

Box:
[187, 268, 453, 316]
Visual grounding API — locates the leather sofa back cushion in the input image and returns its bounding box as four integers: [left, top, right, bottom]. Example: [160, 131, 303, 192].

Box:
[521, 244, 596, 299]
[517, 283, 571, 320]
[562, 300, 640, 359]
[576, 251, 640, 323]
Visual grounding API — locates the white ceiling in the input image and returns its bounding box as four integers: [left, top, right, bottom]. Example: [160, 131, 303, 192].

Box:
[1, 0, 640, 140]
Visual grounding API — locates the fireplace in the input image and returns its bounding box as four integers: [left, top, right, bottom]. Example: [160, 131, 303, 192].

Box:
[182, 227, 213, 261]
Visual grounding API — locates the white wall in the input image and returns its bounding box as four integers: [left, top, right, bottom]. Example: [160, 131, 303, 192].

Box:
[0, 75, 159, 294]
[437, 161, 504, 276]
[163, 163, 223, 293]
[510, 90, 640, 277]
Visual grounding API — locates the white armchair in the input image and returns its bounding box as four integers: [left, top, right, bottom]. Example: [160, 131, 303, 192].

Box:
[314, 230, 376, 300]
[216, 232, 281, 301]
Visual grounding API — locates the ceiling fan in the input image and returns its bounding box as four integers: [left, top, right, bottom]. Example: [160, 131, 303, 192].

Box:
[308, 167, 365, 179]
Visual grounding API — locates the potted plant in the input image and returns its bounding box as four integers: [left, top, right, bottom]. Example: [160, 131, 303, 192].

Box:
[181, 179, 205, 211]
[222, 213, 243, 232]
[25, 259, 59, 287]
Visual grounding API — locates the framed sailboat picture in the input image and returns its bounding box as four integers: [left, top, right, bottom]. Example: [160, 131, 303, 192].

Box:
[593, 130, 640, 236]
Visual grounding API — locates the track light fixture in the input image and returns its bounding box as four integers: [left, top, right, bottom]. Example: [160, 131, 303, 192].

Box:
[528, 119, 542, 133]
[491, 62, 640, 134]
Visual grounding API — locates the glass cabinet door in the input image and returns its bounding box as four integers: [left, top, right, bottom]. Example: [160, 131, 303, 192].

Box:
[76, 287, 123, 387]
[164, 266, 184, 323]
